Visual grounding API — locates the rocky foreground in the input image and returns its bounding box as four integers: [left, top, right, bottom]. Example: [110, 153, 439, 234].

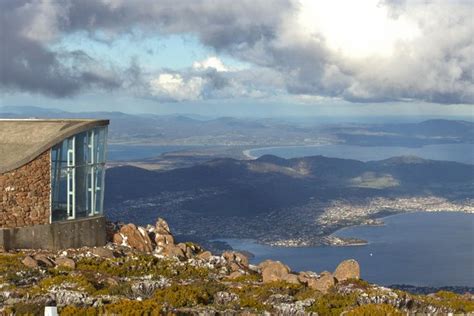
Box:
[0, 219, 472, 315]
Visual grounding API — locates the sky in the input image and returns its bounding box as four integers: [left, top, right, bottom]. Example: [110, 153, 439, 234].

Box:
[0, 0, 473, 118]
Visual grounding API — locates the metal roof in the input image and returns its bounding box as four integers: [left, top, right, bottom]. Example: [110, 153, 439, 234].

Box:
[0, 119, 109, 173]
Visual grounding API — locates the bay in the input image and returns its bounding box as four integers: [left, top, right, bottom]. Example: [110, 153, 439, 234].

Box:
[107, 145, 199, 161]
[222, 212, 474, 286]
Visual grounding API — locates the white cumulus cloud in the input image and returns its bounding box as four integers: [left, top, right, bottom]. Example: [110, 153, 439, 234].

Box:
[150, 73, 204, 101]
[192, 57, 229, 72]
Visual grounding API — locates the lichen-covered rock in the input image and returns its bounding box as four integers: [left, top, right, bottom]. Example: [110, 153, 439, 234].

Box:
[222, 251, 249, 267]
[297, 271, 319, 284]
[117, 223, 153, 252]
[272, 298, 317, 316]
[54, 289, 91, 306]
[307, 273, 335, 293]
[281, 273, 301, 285]
[33, 254, 54, 267]
[213, 291, 240, 306]
[334, 259, 360, 282]
[154, 218, 174, 247]
[265, 293, 295, 305]
[22, 255, 38, 268]
[226, 270, 246, 279]
[197, 250, 212, 260]
[131, 278, 169, 298]
[259, 260, 292, 283]
[161, 244, 186, 260]
[92, 247, 115, 259]
[54, 257, 76, 269]
[177, 243, 194, 258]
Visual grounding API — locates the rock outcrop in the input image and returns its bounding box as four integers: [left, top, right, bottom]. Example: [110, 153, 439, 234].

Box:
[21, 255, 38, 268]
[259, 259, 300, 284]
[109, 218, 207, 262]
[9, 218, 470, 316]
[54, 257, 76, 269]
[113, 223, 154, 252]
[307, 273, 335, 293]
[334, 259, 360, 281]
[153, 218, 175, 247]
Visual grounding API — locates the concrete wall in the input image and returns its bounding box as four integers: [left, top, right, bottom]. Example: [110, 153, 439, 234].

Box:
[0, 216, 106, 251]
[0, 151, 51, 228]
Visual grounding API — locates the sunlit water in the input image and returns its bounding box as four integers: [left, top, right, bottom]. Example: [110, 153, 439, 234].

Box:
[221, 212, 474, 286]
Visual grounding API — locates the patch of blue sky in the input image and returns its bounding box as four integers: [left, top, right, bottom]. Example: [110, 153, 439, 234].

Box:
[50, 31, 250, 71]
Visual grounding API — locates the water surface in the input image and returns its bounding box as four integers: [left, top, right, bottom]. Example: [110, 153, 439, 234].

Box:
[223, 212, 474, 286]
[108, 145, 199, 161]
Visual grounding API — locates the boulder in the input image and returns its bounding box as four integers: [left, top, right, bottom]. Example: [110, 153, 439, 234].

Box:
[197, 250, 212, 261]
[229, 262, 241, 272]
[55, 257, 76, 269]
[92, 247, 115, 259]
[223, 251, 249, 269]
[227, 271, 246, 280]
[155, 233, 174, 247]
[161, 244, 186, 260]
[118, 224, 154, 252]
[259, 260, 291, 283]
[298, 271, 319, 284]
[22, 255, 38, 268]
[155, 218, 171, 234]
[154, 218, 175, 247]
[281, 273, 301, 285]
[177, 243, 194, 258]
[307, 274, 335, 293]
[34, 254, 54, 267]
[100, 276, 119, 288]
[112, 233, 125, 246]
[333, 259, 360, 282]
[151, 218, 174, 246]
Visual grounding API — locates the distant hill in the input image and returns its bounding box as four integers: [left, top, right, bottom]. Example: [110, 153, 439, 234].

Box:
[326, 119, 474, 146]
[105, 155, 474, 220]
[2, 106, 472, 147]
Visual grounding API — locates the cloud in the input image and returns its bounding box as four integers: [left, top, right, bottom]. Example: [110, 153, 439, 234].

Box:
[0, 0, 472, 104]
[0, 0, 126, 97]
[192, 57, 229, 72]
[148, 57, 280, 101]
[150, 73, 204, 101]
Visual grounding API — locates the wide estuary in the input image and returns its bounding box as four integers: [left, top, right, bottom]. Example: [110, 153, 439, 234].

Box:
[222, 212, 474, 287]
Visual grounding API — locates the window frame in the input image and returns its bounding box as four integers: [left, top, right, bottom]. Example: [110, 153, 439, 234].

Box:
[50, 126, 108, 223]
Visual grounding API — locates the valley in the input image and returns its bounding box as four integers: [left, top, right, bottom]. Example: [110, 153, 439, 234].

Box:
[105, 155, 474, 247]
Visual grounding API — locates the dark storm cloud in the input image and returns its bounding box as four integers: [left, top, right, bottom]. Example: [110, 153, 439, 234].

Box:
[0, 0, 472, 104]
[0, 0, 126, 97]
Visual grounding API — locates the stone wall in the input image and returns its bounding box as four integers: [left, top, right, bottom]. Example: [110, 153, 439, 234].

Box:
[0, 216, 106, 251]
[0, 151, 51, 228]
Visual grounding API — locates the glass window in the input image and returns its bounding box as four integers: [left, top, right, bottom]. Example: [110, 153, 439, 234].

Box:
[51, 126, 108, 222]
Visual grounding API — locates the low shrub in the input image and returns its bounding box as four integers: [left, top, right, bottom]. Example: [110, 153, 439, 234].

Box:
[346, 303, 403, 316]
[307, 291, 358, 315]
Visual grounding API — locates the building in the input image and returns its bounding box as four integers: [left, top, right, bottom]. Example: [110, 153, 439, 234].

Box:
[0, 119, 109, 250]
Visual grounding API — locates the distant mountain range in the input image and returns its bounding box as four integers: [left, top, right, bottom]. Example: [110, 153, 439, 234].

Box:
[326, 119, 474, 146]
[2, 106, 473, 147]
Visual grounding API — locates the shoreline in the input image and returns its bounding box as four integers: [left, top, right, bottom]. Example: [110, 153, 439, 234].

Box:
[242, 149, 257, 159]
[241, 143, 474, 165]
[220, 210, 473, 250]
[242, 144, 326, 160]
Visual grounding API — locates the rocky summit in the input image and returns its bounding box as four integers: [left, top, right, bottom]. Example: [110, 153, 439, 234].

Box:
[0, 218, 472, 315]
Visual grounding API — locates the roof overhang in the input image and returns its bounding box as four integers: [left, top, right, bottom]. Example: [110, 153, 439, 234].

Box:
[0, 119, 109, 174]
